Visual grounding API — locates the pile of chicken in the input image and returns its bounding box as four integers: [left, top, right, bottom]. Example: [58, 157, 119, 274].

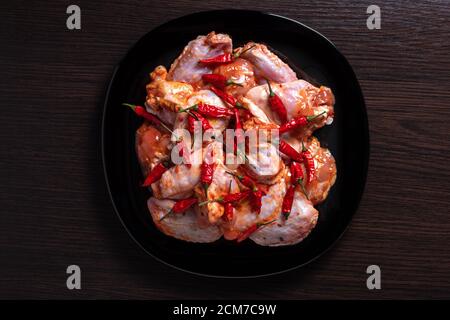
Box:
[134, 32, 336, 246]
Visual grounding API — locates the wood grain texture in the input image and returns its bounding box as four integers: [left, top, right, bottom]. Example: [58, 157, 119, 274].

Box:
[0, 0, 449, 299]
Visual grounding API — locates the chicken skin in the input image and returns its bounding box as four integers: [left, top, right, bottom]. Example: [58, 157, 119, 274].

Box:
[148, 197, 222, 243]
[239, 42, 298, 84]
[168, 32, 232, 84]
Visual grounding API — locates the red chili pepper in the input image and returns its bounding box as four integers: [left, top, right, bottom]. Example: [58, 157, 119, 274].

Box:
[123, 103, 176, 137]
[226, 171, 257, 191]
[266, 80, 288, 124]
[290, 161, 308, 197]
[278, 140, 303, 163]
[142, 161, 169, 187]
[199, 190, 251, 206]
[179, 102, 234, 118]
[281, 185, 295, 220]
[250, 189, 265, 214]
[240, 109, 252, 122]
[290, 162, 304, 186]
[278, 111, 326, 134]
[302, 143, 315, 184]
[160, 197, 198, 221]
[236, 219, 277, 243]
[187, 111, 212, 134]
[223, 180, 234, 222]
[200, 162, 215, 193]
[199, 45, 256, 66]
[199, 53, 233, 66]
[210, 86, 243, 109]
[202, 74, 243, 90]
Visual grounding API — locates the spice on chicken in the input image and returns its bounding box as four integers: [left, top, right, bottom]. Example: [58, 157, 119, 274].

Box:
[160, 197, 198, 221]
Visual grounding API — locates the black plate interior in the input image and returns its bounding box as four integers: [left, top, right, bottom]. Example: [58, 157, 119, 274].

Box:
[102, 10, 369, 277]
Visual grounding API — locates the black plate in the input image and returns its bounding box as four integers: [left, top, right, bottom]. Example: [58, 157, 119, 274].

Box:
[102, 10, 369, 277]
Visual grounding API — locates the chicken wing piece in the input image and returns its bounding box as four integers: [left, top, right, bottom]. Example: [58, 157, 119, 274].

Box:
[135, 123, 171, 175]
[303, 137, 337, 205]
[250, 189, 318, 247]
[194, 141, 240, 224]
[244, 142, 284, 184]
[222, 175, 287, 240]
[168, 32, 233, 84]
[239, 42, 297, 84]
[244, 80, 334, 134]
[148, 197, 223, 243]
[146, 66, 194, 125]
[152, 146, 203, 200]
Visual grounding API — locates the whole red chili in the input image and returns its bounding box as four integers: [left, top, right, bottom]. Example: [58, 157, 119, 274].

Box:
[179, 102, 234, 118]
[223, 180, 234, 222]
[302, 143, 315, 184]
[281, 185, 295, 220]
[187, 111, 212, 134]
[200, 162, 215, 193]
[202, 74, 242, 90]
[278, 140, 303, 163]
[278, 111, 326, 134]
[290, 161, 308, 197]
[266, 80, 288, 124]
[250, 189, 265, 215]
[236, 219, 277, 243]
[290, 162, 304, 186]
[199, 45, 255, 66]
[226, 172, 257, 191]
[142, 161, 169, 187]
[199, 190, 251, 206]
[123, 103, 176, 136]
[160, 197, 198, 221]
[210, 86, 244, 109]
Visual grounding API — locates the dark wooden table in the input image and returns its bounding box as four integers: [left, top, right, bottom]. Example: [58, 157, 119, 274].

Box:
[1, 0, 449, 299]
